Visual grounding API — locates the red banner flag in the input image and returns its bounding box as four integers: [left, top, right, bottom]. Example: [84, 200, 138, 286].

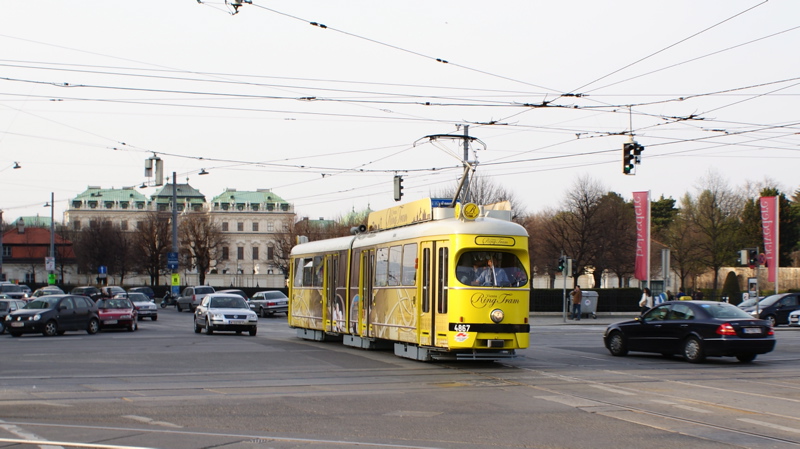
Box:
[633, 191, 650, 281]
[759, 196, 779, 283]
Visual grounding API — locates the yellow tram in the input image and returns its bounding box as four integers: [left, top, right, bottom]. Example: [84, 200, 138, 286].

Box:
[288, 198, 530, 361]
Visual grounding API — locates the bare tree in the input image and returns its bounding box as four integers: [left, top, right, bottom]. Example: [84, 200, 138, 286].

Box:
[682, 172, 744, 297]
[132, 212, 172, 286]
[179, 211, 227, 285]
[73, 221, 132, 284]
[592, 192, 636, 287]
[662, 204, 705, 292]
[432, 174, 527, 219]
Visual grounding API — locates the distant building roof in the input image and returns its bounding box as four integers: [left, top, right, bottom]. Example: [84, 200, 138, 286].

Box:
[210, 188, 291, 212]
[151, 183, 206, 205]
[70, 186, 149, 211]
[12, 216, 52, 228]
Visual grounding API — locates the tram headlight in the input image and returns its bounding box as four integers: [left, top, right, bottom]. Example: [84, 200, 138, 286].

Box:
[490, 308, 504, 323]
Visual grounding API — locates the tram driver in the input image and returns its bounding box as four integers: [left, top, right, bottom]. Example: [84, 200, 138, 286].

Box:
[473, 255, 510, 287]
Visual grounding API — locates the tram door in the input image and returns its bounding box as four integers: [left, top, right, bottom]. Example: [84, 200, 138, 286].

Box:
[361, 249, 375, 337]
[324, 253, 339, 333]
[419, 241, 448, 347]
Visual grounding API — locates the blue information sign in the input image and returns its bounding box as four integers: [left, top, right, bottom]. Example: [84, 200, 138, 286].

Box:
[167, 252, 179, 270]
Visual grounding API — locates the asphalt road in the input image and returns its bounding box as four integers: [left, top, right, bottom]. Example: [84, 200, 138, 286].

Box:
[1, 307, 800, 449]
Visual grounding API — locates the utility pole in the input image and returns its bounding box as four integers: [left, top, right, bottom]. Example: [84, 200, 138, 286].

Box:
[462, 124, 470, 203]
[172, 172, 179, 295]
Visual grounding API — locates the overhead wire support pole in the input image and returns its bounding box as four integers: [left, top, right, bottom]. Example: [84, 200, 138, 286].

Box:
[415, 130, 485, 207]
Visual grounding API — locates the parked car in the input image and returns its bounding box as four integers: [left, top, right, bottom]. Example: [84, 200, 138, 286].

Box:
[96, 297, 137, 332]
[176, 285, 215, 312]
[249, 290, 289, 317]
[742, 293, 800, 327]
[0, 298, 28, 334]
[736, 298, 759, 309]
[788, 309, 800, 327]
[0, 283, 28, 300]
[18, 285, 32, 297]
[193, 293, 258, 336]
[603, 301, 775, 363]
[4, 295, 100, 337]
[116, 292, 158, 321]
[71, 286, 102, 301]
[31, 286, 65, 298]
[129, 286, 155, 300]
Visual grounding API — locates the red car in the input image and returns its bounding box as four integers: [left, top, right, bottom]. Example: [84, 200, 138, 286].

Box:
[96, 297, 138, 332]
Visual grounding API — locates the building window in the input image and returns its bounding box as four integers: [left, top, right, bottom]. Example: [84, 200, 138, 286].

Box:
[73, 221, 81, 231]
[267, 245, 274, 260]
[252, 246, 259, 260]
[252, 222, 259, 232]
[2, 246, 10, 257]
[25, 273, 36, 284]
[222, 222, 229, 232]
[237, 222, 244, 232]
[221, 247, 229, 260]
[267, 222, 274, 232]
[237, 247, 244, 260]
[120, 220, 128, 231]
[136, 221, 143, 230]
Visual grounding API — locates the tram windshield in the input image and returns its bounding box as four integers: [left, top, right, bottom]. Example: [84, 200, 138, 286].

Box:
[455, 251, 528, 287]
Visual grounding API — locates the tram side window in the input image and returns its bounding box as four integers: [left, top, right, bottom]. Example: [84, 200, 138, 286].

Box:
[388, 246, 402, 286]
[375, 247, 389, 287]
[312, 256, 324, 287]
[402, 243, 417, 285]
[294, 258, 311, 287]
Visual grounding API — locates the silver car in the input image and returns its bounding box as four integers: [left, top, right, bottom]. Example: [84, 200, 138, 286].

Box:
[249, 291, 289, 317]
[194, 294, 258, 336]
[177, 286, 215, 312]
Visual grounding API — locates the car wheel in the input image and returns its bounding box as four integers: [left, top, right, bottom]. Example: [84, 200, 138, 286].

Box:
[607, 331, 628, 356]
[683, 336, 705, 363]
[736, 353, 757, 363]
[128, 321, 136, 332]
[260, 308, 267, 318]
[0, 321, 5, 334]
[87, 318, 100, 335]
[176, 303, 183, 312]
[249, 328, 257, 336]
[43, 320, 58, 337]
[206, 319, 214, 335]
[152, 316, 158, 321]
[10, 332, 21, 337]
[766, 315, 777, 328]
[194, 320, 202, 333]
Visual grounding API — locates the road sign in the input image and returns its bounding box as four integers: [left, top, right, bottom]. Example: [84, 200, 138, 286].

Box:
[45, 257, 55, 271]
[167, 252, 179, 270]
[98, 265, 107, 278]
[47, 273, 56, 285]
[171, 273, 180, 286]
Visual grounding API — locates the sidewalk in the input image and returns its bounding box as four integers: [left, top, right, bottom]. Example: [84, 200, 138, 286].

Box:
[529, 312, 638, 326]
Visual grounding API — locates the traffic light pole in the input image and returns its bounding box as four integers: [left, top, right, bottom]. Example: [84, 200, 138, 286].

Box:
[561, 252, 567, 323]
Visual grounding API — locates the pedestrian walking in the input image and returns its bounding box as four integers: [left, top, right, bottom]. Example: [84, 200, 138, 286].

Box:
[570, 285, 582, 320]
[639, 287, 653, 314]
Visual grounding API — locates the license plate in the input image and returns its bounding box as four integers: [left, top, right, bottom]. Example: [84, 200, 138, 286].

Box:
[230, 320, 246, 325]
[10, 322, 23, 327]
[104, 320, 118, 325]
[743, 327, 761, 334]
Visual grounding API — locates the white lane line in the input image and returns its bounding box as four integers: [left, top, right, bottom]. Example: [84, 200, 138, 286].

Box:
[738, 418, 800, 434]
[650, 399, 712, 413]
[1, 420, 64, 449]
[122, 415, 182, 428]
[590, 384, 636, 395]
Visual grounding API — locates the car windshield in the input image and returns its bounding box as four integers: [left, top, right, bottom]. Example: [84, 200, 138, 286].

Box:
[737, 298, 758, 308]
[26, 299, 57, 309]
[757, 294, 785, 307]
[0, 302, 8, 311]
[127, 293, 150, 302]
[210, 297, 248, 309]
[0, 285, 22, 293]
[700, 303, 754, 319]
[97, 299, 131, 309]
[196, 287, 215, 294]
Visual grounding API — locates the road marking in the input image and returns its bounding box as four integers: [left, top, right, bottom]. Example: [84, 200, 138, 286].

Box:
[590, 384, 636, 395]
[0, 420, 63, 449]
[651, 400, 711, 413]
[738, 418, 800, 434]
[122, 415, 182, 428]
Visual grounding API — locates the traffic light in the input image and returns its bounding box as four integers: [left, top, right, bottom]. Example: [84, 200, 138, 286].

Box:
[747, 249, 758, 267]
[556, 256, 566, 273]
[738, 249, 748, 266]
[566, 258, 573, 277]
[393, 175, 404, 201]
[622, 142, 635, 175]
[632, 142, 644, 163]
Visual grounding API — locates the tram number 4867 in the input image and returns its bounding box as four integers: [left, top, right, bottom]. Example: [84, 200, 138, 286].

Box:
[453, 324, 471, 332]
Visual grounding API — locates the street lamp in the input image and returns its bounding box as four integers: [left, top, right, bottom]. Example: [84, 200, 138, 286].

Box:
[43, 192, 55, 285]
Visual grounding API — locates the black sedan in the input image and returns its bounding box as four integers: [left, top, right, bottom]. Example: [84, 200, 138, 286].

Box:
[4, 295, 100, 337]
[603, 301, 775, 363]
